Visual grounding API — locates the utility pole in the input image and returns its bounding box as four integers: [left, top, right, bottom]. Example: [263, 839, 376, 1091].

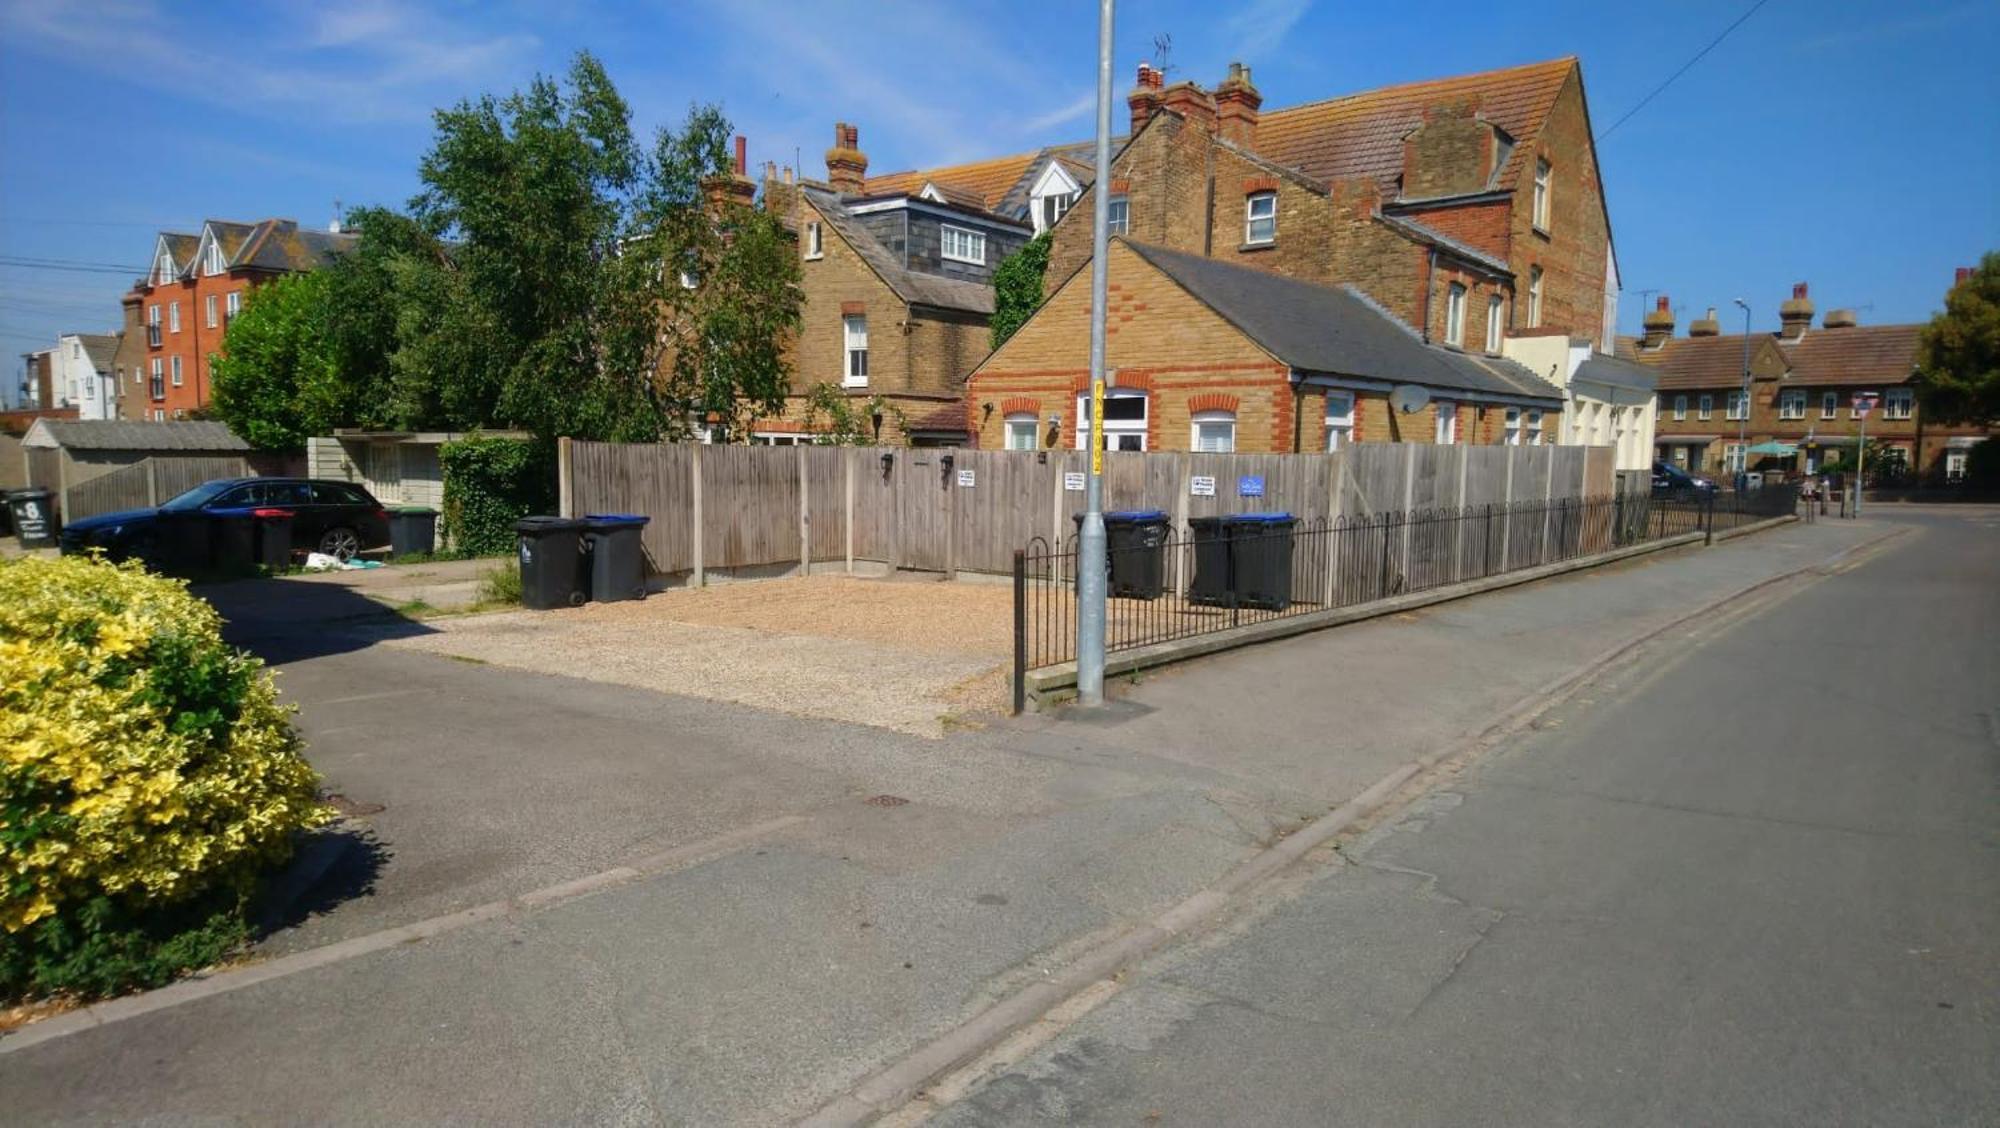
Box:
[1732, 298, 1751, 490]
[1853, 391, 1877, 517]
[1076, 0, 1115, 706]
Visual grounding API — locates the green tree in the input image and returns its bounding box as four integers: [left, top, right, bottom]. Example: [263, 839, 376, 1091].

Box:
[989, 233, 1051, 351]
[1913, 252, 2000, 425]
[208, 271, 338, 451]
[800, 383, 906, 444]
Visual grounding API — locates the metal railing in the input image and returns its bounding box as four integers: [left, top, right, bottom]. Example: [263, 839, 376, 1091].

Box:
[1011, 486, 1799, 713]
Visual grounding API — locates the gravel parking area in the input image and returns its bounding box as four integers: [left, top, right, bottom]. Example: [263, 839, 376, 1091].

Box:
[384, 575, 1015, 736]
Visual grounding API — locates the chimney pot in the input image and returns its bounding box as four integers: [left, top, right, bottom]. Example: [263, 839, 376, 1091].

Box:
[1641, 294, 1675, 347]
[1779, 279, 1815, 339]
[734, 135, 747, 177]
[1823, 308, 1858, 329]
[1956, 266, 1974, 285]
[1689, 308, 1722, 338]
[825, 120, 868, 195]
[1213, 60, 1263, 149]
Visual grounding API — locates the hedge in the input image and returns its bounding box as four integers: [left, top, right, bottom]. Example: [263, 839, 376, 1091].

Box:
[1, 555, 327, 1000]
[440, 436, 556, 557]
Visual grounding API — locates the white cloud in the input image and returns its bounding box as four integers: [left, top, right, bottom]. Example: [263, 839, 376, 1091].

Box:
[1221, 0, 1313, 65]
[0, 0, 540, 124]
[1018, 91, 1100, 136]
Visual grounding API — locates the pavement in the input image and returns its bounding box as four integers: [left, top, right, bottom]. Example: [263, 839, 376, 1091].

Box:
[2, 508, 1969, 1125]
[922, 505, 2000, 1126]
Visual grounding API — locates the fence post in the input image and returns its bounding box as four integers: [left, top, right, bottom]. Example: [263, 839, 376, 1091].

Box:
[1498, 446, 1516, 572]
[1171, 451, 1191, 597]
[844, 447, 855, 573]
[146, 458, 159, 507]
[798, 444, 810, 577]
[1012, 549, 1027, 716]
[691, 443, 706, 586]
[1323, 451, 1345, 605]
[557, 436, 572, 518]
[1704, 489, 1715, 546]
[1451, 446, 1468, 582]
[57, 450, 69, 524]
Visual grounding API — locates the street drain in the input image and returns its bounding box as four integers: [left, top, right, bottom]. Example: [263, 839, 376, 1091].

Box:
[324, 793, 386, 818]
[863, 794, 910, 808]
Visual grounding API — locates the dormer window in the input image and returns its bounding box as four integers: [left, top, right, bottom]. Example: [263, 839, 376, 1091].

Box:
[1245, 191, 1277, 245]
[155, 249, 176, 285]
[941, 224, 986, 265]
[1037, 192, 1072, 233]
[1028, 161, 1082, 235]
[203, 240, 224, 275]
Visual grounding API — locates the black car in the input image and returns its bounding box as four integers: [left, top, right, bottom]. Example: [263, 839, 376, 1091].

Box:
[1651, 460, 1716, 495]
[59, 478, 391, 563]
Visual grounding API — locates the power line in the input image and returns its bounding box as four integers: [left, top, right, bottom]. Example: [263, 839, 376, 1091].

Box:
[0, 256, 146, 276]
[1597, 0, 1773, 142]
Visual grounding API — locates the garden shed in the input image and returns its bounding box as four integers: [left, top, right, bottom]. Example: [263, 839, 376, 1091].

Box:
[307, 429, 531, 509]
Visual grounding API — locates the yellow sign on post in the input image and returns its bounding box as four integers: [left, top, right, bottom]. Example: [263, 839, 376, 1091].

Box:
[1089, 377, 1104, 475]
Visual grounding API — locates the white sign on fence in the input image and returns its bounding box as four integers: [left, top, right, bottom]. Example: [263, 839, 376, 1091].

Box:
[956, 468, 976, 487]
[1063, 472, 1086, 491]
[1190, 475, 1216, 497]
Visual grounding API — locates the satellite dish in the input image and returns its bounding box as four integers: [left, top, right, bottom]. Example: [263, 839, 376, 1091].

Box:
[1390, 384, 1431, 414]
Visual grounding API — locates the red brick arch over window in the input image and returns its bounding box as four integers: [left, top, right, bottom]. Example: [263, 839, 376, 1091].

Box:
[1186, 393, 1240, 415]
[999, 397, 1041, 416]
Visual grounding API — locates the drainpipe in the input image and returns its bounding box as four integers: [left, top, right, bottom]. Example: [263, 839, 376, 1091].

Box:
[1420, 247, 1437, 344]
[1291, 375, 1303, 453]
[1201, 141, 1215, 257]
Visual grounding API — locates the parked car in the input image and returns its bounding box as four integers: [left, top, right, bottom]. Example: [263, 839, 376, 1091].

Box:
[59, 478, 391, 563]
[1651, 460, 1716, 495]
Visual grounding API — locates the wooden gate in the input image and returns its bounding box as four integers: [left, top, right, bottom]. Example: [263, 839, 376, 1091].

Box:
[897, 449, 953, 572]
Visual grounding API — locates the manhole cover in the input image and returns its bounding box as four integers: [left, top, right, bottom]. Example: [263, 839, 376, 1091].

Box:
[863, 794, 910, 808]
[324, 793, 386, 818]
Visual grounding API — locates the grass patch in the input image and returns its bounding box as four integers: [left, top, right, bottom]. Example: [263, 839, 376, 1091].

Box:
[477, 562, 523, 606]
[393, 598, 438, 617]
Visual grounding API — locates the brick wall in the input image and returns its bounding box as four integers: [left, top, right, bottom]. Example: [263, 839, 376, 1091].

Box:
[1507, 70, 1611, 340]
[791, 197, 909, 397]
[133, 269, 256, 418]
[112, 296, 148, 421]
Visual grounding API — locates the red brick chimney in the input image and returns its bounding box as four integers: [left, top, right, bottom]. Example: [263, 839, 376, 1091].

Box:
[705, 134, 757, 210]
[1778, 281, 1814, 340]
[825, 122, 868, 195]
[1213, 61, 1262, 149]
[1641, 295, 1675, 348]
[1157, 80, 1216, 132]
[1128, 62, 1164, 135]
[1955, 266, 1974, 287]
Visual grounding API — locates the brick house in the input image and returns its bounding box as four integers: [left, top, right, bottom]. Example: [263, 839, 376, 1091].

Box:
[932, 57, 1643, 457]
[968, 238, 1563, 453]
[1632, 277, 1994, 483]
[753, 125, 1032, 445]
[127, 218, 355, 420]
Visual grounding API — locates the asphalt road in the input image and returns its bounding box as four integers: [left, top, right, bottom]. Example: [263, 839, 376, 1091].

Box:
[930, 507, 2000, 1127]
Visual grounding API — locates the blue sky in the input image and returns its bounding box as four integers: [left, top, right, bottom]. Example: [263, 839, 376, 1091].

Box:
[3, 0, 1996, 400]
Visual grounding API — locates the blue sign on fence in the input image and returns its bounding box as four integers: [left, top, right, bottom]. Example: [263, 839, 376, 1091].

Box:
[1238, 474, 1265, 498]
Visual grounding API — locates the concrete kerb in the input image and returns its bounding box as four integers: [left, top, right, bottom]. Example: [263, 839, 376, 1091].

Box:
[802, 514, 1897, 1128]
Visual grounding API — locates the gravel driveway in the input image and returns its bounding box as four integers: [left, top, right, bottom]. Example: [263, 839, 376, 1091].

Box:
[384, 575, 1013, 736]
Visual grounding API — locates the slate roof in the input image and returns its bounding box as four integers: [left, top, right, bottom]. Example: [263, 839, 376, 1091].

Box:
[1123, 240, 1562, 403]
[72, 333, 120, 372]
[1619, 324, 1921, 390]
[27, 419, 249, 452]
[802, 186, 996, 315]
[1376, 214, 1511, 275]
[156, 219, 356, 284]
[866, 150, 1049, 211]
[1571, 352, 1657, 393]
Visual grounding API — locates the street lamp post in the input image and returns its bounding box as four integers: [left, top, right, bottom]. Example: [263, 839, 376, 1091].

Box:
[1075, 0, 1115, 706]
[1732, 298, 1751, 490]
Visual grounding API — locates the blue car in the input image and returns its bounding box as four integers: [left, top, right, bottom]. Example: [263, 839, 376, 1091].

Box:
[59, 478, 391, 564]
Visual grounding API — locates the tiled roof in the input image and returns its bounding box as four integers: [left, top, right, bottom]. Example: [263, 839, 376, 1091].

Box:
[905, 402, 970, 434]
[802, 186, 996, 314]
[28, 419, 249, 452]
[74, 333, 120, 372]
[1626, 324, 1921, 389]
[1124, 239, 1563, 403]
[865, 150, 1046, 211]
[1571, 352, 1657, 393]
[1257, 57, 1576, 197]
[236, 220, 357, 271]
[1376, 214, 1510, 275]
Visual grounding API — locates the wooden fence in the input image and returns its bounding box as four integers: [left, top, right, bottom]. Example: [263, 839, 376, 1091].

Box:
[563, 439, 1618, 582]
[56, 456, 251, 521]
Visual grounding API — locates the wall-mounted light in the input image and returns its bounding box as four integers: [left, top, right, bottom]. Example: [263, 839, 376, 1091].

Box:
[879, 451, 894, 476]
[940, 453, 955, 473]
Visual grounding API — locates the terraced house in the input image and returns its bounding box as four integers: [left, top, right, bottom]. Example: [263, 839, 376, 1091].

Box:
[935, 56, 1647, 456]
[124, 218, 355, 421]
[1633, 275, 1993, 483]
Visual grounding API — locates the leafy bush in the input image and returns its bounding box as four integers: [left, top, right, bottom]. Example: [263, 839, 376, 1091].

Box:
[478, 562, 523, 606]
[439, 436, 555, 556]
[989, 232, 1051, 351]
[1, 556, 327, 1001]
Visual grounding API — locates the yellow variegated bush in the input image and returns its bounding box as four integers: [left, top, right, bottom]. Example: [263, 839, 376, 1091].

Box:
[2, 555, 326, 995]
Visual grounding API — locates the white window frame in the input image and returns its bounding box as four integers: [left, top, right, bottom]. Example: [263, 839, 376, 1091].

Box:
[1076, 389, 1148, 451]
[1503, 407, 1522, 445]
[1698, 393, 1713, 421]
[804, 221, 823, 259]
[1526, 408, 1545, 445]
[1106, 196, 1129, 236]
[155, 249, 176, 285]
[169, 301, 181, 333]
[1532, 158, 1552, 231]
[1445, 283, 1467, 347]
[1038, 193, 1071, 232]
[750, 432, 810, 446]
[1726, 391, 1747, 421]
[1822, 391, 1838, 419]
[1884, 387, 1913, 420]
[152, 408, 165, 422]
[205, 293, 218, 329]
[1028, 162, 1081, 235]
[1527, 266, 1543, 328]
[149, 358, 164, 399]
[1003, 412, 1039, 451]
[1191, 410, 1237, 453]
[1945, 450, 1968, 481]
[1485, 295, 1503, 352]
[1324, 392, 1355, 450]
[1673, 394, 1688, 421]
[170, 356, 183, 387]
[203, 240, 224, 276]
[226, 291, 242, 322]
[1778, 389, 1806, 420]
[1434, 400, 1458, 445]
[940, 224, 986, 265]
[1245, 191, 1277, 245]
[842, 314, 869, 388]
[1724, 442, 1747, 473]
